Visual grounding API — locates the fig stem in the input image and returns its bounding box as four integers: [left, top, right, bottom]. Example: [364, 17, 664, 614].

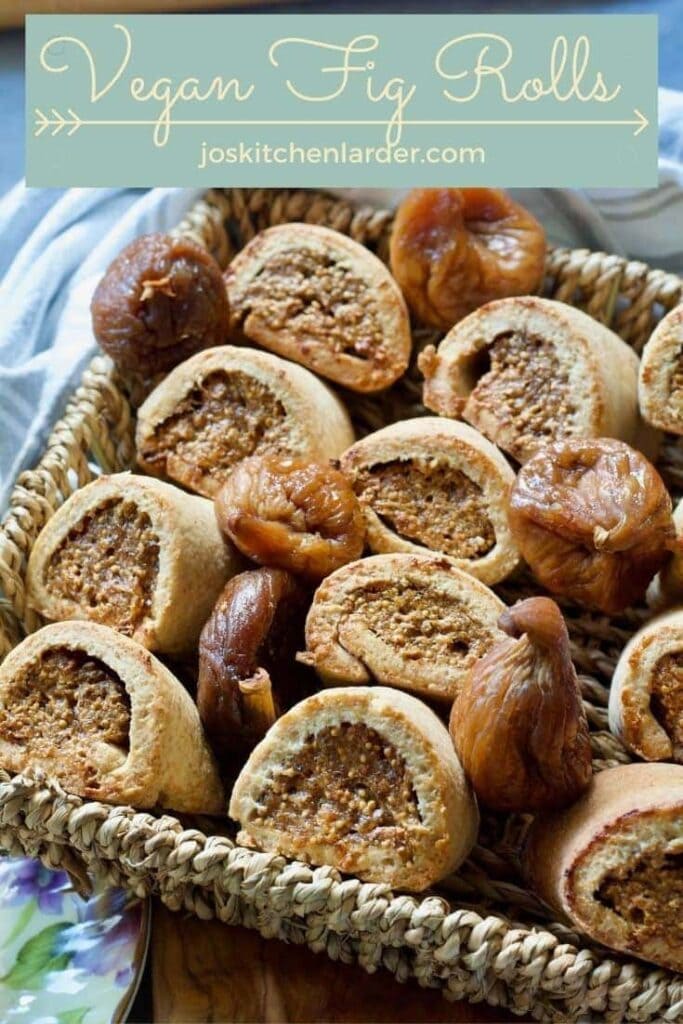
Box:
[498, 597, 569, 654]
[239, 670, 277, 735]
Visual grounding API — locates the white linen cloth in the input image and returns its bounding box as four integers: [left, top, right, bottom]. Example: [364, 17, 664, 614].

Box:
[1, 87, 682, 510]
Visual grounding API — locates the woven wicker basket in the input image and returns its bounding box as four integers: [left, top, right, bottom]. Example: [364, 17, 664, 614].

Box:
[1, 188, 682, 1024]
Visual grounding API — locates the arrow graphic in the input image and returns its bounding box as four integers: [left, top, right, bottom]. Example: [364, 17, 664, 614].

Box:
[632, 109, 649, 137]
[34, 108, 83, 137]
[34, 107, 649, 138]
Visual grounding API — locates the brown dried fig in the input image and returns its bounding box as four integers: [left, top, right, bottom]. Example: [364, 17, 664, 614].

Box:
[215, 455, 365, 580]
[91, 233, 229, 375]
[197, 567, 312, 766]
[389, 188, 546, 331]
[508, 438, 674, 614]
[449, 597, 592, 813]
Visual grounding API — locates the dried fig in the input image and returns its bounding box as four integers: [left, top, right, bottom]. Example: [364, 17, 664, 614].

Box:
[215, 455, 365, 580]
[508, 438, 674, 614]
[449, 597, 592, 813]
[197, 567, 312, 766]
[389, 188, 546, 331]
[91, 233, 229, 375]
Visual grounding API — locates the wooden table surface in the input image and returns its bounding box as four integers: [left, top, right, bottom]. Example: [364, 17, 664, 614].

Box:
[150, 903, 526, 1024]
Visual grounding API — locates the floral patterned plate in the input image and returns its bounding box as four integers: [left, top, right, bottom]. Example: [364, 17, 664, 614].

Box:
[0, 856, 150, 1024]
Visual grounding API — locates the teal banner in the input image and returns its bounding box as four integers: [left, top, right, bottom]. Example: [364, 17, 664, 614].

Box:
[26, 14, 657, 187]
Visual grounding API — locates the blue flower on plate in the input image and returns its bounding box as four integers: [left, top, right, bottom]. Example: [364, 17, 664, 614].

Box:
[58, 889, 143, 988]
[0, 858, 71, 916]
[0, 857, 149, 1021]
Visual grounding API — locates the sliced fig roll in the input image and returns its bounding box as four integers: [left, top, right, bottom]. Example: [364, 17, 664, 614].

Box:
[609, 612, 683, 763]
[340, 417, 519, 584]
[524, 763, 683, 973]
[136, 345, 354, 498]
[300, 553, 506, 703]
[225, 224, 412, 393]
[229, 686, 479, 891]
[27, 473, 237, 656]
[0, 621, 224, 812]
[639, 305, 683, 434]
[419, 296, 641, 463]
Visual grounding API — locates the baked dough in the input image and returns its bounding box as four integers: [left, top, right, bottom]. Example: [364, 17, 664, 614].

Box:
[27, 472, 237, 656]
[524, 763, 683, 972]
[136, 345, 354, 497]
[229, 685, 479, 891]
[0, 621, 224, 813]
[300, 553, 506, 702]
[225, 224, 412, 393]
[651, 496, 683, 608]
[639, 305, 683, 434]
[340, 417, 519, 585]
[609, 612, 683, 763]
[418, 296, 641, 463]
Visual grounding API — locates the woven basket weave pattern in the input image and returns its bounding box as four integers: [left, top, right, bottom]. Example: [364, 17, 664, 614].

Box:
[1, 188, 682, 1023]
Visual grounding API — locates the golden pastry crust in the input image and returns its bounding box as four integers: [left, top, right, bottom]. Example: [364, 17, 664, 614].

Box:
[639, 305, 683, 434]
[301, 553, 506, 702]
[229, 685, 479, 891]
[225, 224, 411, 393]
[650, 496, 683, 608]
[609, 611, 683, 763]
[340, 417, 519, 585]
[135, 345, 354, 498]
[0, 621, 224, 813]
[418, 296, 641, 463]
[524, 763, 683, 973]
[26, 473, 237, 656]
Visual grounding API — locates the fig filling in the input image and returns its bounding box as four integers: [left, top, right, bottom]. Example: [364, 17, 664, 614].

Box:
[237, 247, 387, 363]
[464, 332, 577, 460]
[0, 648, 130, 785]
[348, 580, 494, 664]
[250, 723, 421, 852]
[597, 850, 683, 947]
[44, 499, 159, 635]
[353, 458, 496, 560]
[140, 370, 291, 494]
[651, 653, 683, 758]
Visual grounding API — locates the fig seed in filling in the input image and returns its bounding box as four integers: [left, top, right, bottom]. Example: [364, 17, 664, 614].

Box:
[353, 458, 496, 560]
[597, 849, 683, 948]
[348, 581, 493, 665]
[650, 653, 683, 760]
[0, 648, 131, 787]
[464, 332, 576, 460]
[250, 723, 420, 853]
[44, 499, 159, 635]
[139, 370, 291, 494]
[237, 248, 387, 363]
